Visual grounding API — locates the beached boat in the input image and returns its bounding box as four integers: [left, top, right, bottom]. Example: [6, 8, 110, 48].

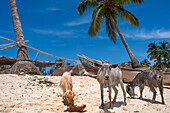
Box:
[78, 55, 101, 75]
[78, 55, 170, 85]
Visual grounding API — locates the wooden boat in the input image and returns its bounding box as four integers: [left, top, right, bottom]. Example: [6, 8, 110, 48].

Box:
[78, 55, 170, 85]
[78, 55, 101, 75]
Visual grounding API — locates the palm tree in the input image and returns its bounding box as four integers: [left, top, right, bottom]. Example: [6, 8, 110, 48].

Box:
[158, 41, 170, 66]
[9, 0, 29, 61]
[147, 41, 170, 68]
[147, 41, 159, 60]
[140, 59, 151, 67]
[9, 0, 41, 74]
[77, 0, 143, 68]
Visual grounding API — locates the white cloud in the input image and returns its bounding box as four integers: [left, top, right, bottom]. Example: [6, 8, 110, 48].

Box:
[46, 8, 63, 11]
[97, 36, 107, 39]
[64, 16, 90, 26]
[32, 29, 76, 37]
[123, 29, 170, 39]
[28, 7, 63, 14]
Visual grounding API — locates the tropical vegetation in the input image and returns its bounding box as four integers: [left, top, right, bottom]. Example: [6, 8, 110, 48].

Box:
[77, 0, 144, 68]
[39, 59, 70, 75]
[147, 41, 170, 68]
[140, 59, 151, 67]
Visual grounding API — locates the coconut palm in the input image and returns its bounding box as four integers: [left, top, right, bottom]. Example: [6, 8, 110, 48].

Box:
[9, 0, 41, 74]
[77, 0, 143, 68]
[147, 41, 170, 68]
[158, 41, 170, 65]
[140, 59, 151, 67]
[147, 41, 159, 61]
[9, 0, 29, 60]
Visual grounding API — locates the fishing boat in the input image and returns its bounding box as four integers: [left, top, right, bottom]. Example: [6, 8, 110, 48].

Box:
[78, 55, 101, 75]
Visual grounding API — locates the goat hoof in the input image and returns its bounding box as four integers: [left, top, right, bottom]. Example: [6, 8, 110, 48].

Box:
[139, 97, 143, 100]
[99, 105, 104, 109]
[112, 100, 116, 103]
[123, 102, 127, 106]
[151, 100, 155, 103]
[109, 104, 112, 108]
[162, 102, 165, 105]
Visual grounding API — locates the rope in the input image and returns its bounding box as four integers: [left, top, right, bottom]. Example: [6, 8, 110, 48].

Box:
[0, 36, 79, 62]
[0, 42, 16, 51]
[0, 42, 15, 47]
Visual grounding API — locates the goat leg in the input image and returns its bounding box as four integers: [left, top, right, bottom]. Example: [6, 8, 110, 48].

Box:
[108, 86, 112, 108]
[150, 86, 157, 103]
[120, 82, 127, 106]
[139, 85, 144, 100]
[99, 85, 104, 109]
[158, 85, 165, 104]
[112, 86, 118, 103]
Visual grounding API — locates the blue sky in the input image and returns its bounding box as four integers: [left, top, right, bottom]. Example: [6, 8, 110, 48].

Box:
[0, 0, 170, 65]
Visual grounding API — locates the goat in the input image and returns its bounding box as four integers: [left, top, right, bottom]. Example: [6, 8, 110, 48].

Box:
[126, 69, 165, 104]
[60, 70, 75, 106]
[97, 59, 127, 109]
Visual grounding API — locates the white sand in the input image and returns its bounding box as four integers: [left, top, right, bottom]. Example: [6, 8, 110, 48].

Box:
[0, 74, 169, 113]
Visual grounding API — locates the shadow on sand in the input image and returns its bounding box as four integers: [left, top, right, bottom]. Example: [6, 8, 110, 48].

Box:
[164, 86, 170, 89]
[102, 101, 124, 113]
[127, 97, 164, 105]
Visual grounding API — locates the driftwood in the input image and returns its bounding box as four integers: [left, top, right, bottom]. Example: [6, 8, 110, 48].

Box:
[65, 104, 86, 112]
[0, 56, 63, 68]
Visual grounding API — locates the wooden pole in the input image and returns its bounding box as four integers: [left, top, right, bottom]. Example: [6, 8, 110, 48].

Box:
[0, 36, 79, 62]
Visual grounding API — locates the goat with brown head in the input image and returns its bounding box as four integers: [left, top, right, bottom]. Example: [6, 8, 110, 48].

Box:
[62, 90, 75, 106]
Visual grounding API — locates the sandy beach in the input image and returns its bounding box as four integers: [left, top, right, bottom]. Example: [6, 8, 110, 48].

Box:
[0, 74, 169, 113]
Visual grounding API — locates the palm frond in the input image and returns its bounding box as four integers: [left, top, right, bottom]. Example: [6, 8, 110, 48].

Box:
[91, 5, 102, 21]
[88, 6, 104, 37]
[77, 0, 99, 16]
[116, 6, 139, 27]
[129, 0, 144, 4]
[106, 16, 117, 43]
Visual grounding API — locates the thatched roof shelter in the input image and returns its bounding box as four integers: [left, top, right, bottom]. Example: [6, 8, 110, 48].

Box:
[0, 56, 63, 68]
[51, 64, 84, 76]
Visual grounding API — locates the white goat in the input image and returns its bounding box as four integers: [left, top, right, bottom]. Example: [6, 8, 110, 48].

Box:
[97, 60, 126, 109]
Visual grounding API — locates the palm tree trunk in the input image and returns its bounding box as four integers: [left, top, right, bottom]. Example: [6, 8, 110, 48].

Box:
[9, 0, 41, 75]
[110, 16, 141, 68]
[9, 0, 29, 61]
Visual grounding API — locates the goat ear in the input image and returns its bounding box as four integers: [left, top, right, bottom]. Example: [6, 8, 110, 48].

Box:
[73, 92, 76, 97]
[153, 69, 157, 75]
[107, 59, 110, 63]
[162, 68, 167, 73]
[62, 92, 66, 99]
[153, 74, 157, 79]
[110, 64, 118, 68]
[100, 59, 105, 64]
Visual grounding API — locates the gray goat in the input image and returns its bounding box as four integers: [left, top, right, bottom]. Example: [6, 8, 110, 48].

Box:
[97, 60, 126, 109]
[126, 69, 165, 104]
